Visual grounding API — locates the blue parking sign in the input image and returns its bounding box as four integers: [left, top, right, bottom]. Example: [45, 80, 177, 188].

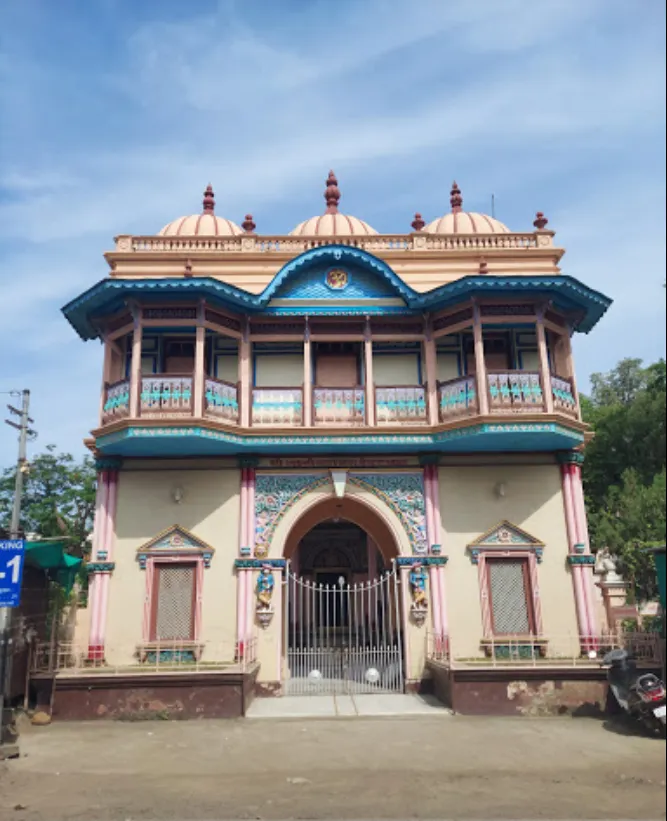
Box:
[0, 540, 25, 607]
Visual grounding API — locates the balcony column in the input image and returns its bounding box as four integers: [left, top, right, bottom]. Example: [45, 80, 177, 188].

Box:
[193, 300, 206, 418]
[364, 318, 376, 426]
[424, 320, 439, 426]
[303, 319, 313, 427]
[99, 337, 113, 424]
[128, 308, 143, 418]
[239, 319, 251, 427]
[472, 302, 489, 416]
[564, 326, 583, 421]
[536, 308, 555, 414]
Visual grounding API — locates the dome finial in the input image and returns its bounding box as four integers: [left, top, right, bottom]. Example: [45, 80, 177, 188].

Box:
[324, 170, 340, 214]
[411, 212, 425, 231]
[202, 184, 215, 214]
[450, 181, 463, 213]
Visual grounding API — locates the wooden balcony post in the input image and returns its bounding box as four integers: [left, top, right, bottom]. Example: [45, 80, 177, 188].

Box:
[564, 326, 583, 421]
[239, 319, 251, 427]
[424, 320, 439, 426]
[99, 337, 113, 424]
[193, 301, 206, 418]
[472, 302, 489, 416]
[129, 307, 143, 418]
[536, 308, 554, 414]
[303, 320, 313, 427]
[364, 318, 375, 426]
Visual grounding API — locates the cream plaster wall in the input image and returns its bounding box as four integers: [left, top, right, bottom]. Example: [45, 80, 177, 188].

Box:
[106, 468, 240, 665]
[438, 463, 578, 659]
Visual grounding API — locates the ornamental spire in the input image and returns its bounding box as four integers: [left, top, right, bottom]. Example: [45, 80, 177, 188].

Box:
[324, 170, 341, 214]
[450, 181, 463, 213]
[202, 184, 215, 214]
[242, 214, 256, 233]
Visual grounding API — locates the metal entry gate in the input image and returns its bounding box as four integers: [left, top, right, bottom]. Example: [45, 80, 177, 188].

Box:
[283, 565, 404, 695]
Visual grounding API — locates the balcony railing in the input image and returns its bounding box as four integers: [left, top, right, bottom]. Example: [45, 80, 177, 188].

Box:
[487, 371, 544, 414]
[438, 376, 478, 421]
[140, 375, 194, 417]
[313, 387, 365, 426]
[100, 374, 581, 429]
[551, 375, 578, 418]
[375, 386, 428, 425]
[101, 379, 130, 424]
[204, 377, 240, 423]
[251, 387, 303, 426]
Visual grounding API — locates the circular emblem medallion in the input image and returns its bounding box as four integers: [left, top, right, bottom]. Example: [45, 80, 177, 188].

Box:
[326, 269, 349, 290]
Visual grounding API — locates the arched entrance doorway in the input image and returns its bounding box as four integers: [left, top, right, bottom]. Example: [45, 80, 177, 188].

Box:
[282, 497, 404, 695]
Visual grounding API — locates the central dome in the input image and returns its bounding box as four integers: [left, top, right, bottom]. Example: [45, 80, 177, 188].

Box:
[158, 185, 243, 237]
[424, 182, 510, 235]
[290, 171, 378, 237]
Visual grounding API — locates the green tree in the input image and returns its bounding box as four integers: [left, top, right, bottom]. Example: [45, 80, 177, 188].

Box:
[0, 445, 96, 556]
[583, 358, 667, 602]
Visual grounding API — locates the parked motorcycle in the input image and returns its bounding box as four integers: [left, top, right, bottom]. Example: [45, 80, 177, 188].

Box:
[602, 648, 666, 737]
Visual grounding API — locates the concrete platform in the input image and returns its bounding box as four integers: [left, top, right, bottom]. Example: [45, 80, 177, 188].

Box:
[246, 692, 452, 719]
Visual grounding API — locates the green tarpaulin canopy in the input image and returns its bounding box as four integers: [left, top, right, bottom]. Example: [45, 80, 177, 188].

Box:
[24, 540, 82, 594]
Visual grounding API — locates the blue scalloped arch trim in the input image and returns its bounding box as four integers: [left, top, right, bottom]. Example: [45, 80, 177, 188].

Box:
[62, 242, 612, 340]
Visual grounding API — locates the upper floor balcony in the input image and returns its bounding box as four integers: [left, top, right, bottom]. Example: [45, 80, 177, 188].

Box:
[62, 241, 610, 457]
[95, 302, 582, 443]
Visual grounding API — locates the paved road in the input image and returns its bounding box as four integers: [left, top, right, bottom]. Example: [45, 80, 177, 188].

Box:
[0, 714, 665, 820]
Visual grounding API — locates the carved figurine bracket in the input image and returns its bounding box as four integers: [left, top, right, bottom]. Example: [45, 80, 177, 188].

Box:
[255, 565, 276, 629]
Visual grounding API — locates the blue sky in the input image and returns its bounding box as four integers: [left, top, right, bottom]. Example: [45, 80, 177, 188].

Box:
[0, 0, 665, 466]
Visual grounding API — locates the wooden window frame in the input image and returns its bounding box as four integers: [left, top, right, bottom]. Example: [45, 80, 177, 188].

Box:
[142, 555, 204, 646]
[477, 550, 543, 639]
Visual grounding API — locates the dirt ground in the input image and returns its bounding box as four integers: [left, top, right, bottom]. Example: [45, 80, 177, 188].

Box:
[0, 714, 665, 821]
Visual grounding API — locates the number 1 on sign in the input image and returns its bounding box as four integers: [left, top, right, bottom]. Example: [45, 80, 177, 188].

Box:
[7, 555, 21, 584]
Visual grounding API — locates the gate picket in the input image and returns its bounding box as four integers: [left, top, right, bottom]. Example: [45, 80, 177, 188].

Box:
[283, 563, 404, 695]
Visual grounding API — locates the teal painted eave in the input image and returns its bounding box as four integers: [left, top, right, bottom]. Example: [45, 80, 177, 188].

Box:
[62, 246, 612, 340]
[95, 422, 584, 458]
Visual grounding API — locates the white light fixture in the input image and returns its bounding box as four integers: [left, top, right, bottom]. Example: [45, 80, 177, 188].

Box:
[172, 485, 185, 504]
[494, 482, 507, 499]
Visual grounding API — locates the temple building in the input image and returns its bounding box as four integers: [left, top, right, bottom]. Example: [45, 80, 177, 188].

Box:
[56, 172, 617, 717]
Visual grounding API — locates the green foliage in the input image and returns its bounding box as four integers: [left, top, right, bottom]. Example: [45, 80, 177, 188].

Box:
[584, 358, 667, 603]
[0, 444, 96, 556]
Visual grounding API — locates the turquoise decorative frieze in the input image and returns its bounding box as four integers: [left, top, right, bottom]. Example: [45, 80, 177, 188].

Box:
[254, 474, 330, 558]
[94, 457, 123, 471]
[234, 558, 287, 570]
[396, 556, 448, 566]
[567, 554, 595, 566]
[86, 562, 116, 573]
[557, 451, 586, 466]
[100, 422, 584, 450]
[349, 473, 428, 555]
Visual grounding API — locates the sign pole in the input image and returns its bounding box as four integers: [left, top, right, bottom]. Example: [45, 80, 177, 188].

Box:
[0, 389, 31, 755]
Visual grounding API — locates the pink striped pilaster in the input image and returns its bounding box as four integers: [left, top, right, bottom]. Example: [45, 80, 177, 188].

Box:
[239, 468, 249, 551]
[236, 568, 247, 658]
[88, 469, 111, 660]
[94, 469, 119, 659]
[423, 465, 436, 550]
[561, 462, 591, 641]
[427, 463, 449, 642]
[571, 464, 599, 637]
[247, 468, 256, 554]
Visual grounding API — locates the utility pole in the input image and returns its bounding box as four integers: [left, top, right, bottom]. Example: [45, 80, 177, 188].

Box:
[0, 389, 35, 754]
